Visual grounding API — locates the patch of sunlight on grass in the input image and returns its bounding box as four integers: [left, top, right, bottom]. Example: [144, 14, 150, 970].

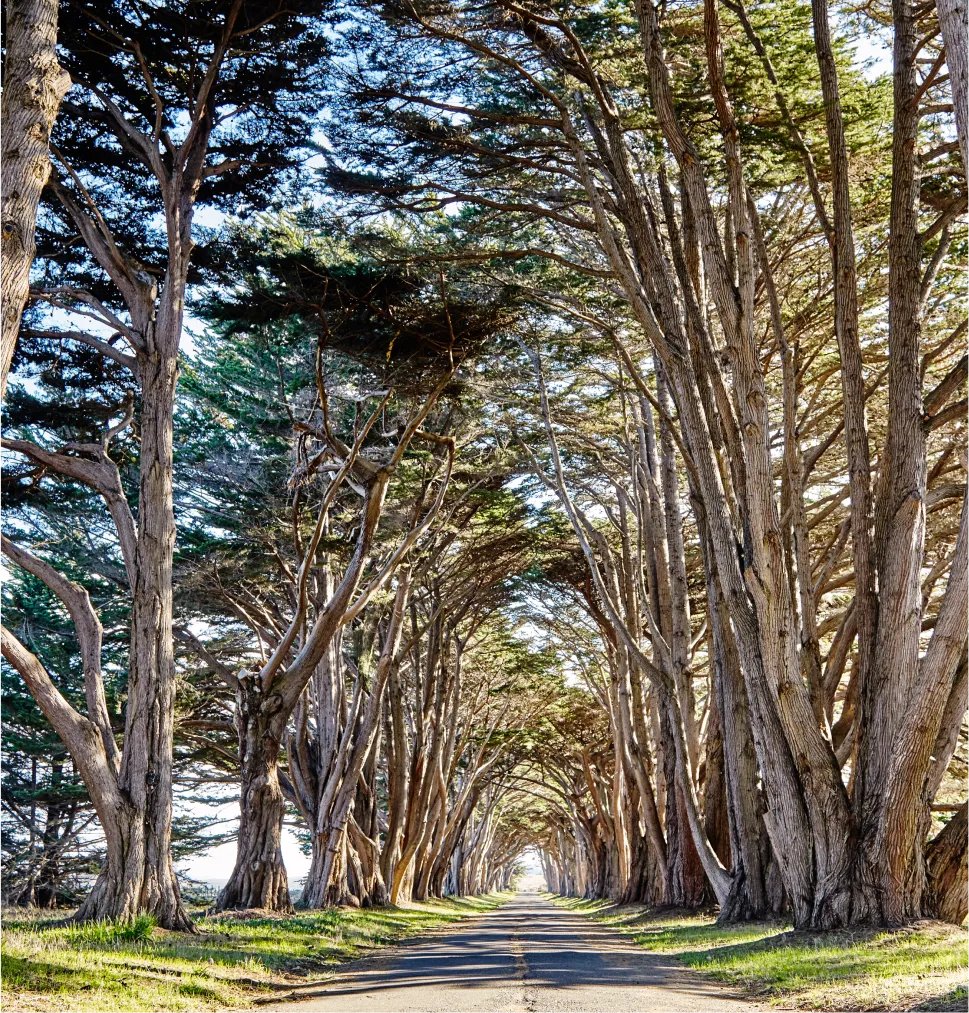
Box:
[552, 895, 969, 1012]
[1, 891, 512, 1012]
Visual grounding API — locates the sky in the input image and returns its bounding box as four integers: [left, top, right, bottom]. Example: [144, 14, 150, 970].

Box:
[180, 819, 311, 887]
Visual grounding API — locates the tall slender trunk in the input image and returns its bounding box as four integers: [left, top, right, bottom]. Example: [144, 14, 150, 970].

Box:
[74, 299, 191, 929]
[864, 0, 929, 924]
[810, 0, 877, 738]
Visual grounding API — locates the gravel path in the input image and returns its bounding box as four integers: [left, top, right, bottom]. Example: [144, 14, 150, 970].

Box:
[266, 891, 762, 1012]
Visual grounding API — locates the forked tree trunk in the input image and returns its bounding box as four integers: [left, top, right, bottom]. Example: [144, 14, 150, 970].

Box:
[0, 0, 70, 399]
[76, 795, 188, 927]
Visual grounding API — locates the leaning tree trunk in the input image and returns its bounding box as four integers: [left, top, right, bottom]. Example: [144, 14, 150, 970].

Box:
[217, 683, 291, 911]
[0, 0, 70, 400]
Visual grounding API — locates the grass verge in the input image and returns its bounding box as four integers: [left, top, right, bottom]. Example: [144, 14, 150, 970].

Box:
[1, 892, 511, 1012]
[551, 895, 968, 1012]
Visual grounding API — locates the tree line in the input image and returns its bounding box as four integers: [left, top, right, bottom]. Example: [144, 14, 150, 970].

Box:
[0, 0, 965, 931]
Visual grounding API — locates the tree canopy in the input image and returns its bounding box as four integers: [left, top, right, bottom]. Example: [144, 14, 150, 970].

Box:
[1, 0, 965, 933]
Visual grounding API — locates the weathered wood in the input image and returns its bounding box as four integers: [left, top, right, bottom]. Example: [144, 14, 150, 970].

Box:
[0, 0, 70, 398]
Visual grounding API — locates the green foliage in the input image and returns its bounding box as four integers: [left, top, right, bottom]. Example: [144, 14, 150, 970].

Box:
[66, 915, 158, 946]
[0, 573, 117, 905]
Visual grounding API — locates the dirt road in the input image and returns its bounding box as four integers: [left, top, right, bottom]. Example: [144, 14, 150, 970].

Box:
[267, 892, 760, 1012]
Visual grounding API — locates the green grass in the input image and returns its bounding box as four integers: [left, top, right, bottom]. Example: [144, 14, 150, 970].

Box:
[1, 893, 511, 1012]
[552, 896, 969, 1011]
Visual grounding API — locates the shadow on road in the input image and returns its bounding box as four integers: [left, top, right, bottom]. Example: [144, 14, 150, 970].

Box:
[304, 893, 751, 1006]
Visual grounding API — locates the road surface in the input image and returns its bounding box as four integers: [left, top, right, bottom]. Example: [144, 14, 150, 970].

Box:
[267, 891, 759, 1012]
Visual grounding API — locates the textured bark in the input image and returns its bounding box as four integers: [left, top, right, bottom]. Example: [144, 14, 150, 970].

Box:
[702, 656, 731, 867]
[0, 307, 190, 928]
[76, 801, 189, 927]
[924, 804, 968, 924]
[110, 313, 189, 928]
[810, 0, 877, 744]
[216, 685, 291, 912]
[862, 0, 932, 925]
[301, 579, 408, 908]
[0, 625, 191, 928]
[380, 663, 410, 888]
[937, 0, 969, 172]
[0, 0, 70, 399]
[661, 706, 706, 907]
[700, 521, 777, 922]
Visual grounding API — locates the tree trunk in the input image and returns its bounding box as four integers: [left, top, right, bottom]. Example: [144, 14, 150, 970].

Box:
[108, 336, 192, 929]
[303, 827, 349, 908]
[0, 0, 70, 399]
[2, 310, 192, 929]
[703, 675, 731, 867]
[299, 584, 408, 908]
[925, 803, 968, 924]
[217, 685, 291, 912]
[701, 518, 778, 921]
[349, 815, 388, 907]
[661, 706, 706, 907]
[937, 0, 969, 172]
[864, 0, 931, 925]
[75, 796, 188, 927]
